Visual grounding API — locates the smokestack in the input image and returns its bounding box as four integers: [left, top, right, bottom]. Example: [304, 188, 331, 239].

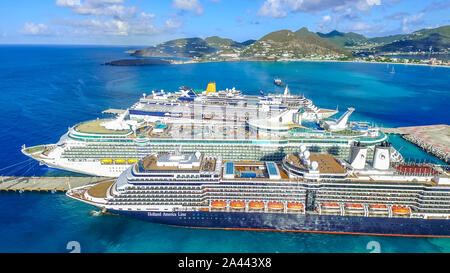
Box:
[373, 142, 391, 170]
[349, 141, 367, 169]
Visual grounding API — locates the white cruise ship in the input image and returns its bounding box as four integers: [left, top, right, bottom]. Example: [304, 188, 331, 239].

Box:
[22, 84, 400, 177]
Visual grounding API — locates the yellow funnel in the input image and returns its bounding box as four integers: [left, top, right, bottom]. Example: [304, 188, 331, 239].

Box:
[206, 82, 216, 94]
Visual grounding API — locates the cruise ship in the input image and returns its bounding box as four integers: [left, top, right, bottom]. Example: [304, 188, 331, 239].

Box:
[67, 143, 450, 237]
[22, 83, 400, 177]
[128, 82, 337, 123]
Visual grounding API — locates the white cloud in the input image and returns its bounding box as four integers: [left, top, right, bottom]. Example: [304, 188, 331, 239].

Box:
[20, 23, 53, 36]
[141, 12, 156, 20]
[50, 0, 171, 37]
[56, 0, 137, 20]
[258, 0, 287, 18]
[55, 0, 81, 7]
[165, 18, 183, 29]
[402, 12, 425, 32]
[172, 0, 203, 15]
[258, 0, 382, 18]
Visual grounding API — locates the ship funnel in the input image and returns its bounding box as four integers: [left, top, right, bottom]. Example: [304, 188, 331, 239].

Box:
[373, 142, 391, 170]
[349, 141, 367, 169]
[206, 82, 216, 94]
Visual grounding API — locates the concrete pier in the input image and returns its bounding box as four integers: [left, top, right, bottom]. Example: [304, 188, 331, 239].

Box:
[0, 176, 111, 192]
[102, 109, 126, 115]
[381, 124, 450, 163]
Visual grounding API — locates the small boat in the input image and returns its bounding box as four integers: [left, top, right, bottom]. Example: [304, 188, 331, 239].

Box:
[345, 203, 364, 213]
[211, 200, 227, 208]
[274, 78, 284, 87]
[392, 206, 410, 215]
[89, 210, 102, 216]
[390, 66, 395, 74]
[127, 159, 138, 164]
[249, 201, 265, 209]
[369, 204, 388, 210]
[322, 203, 340, 210]
[287, 202, 304, 210]
[346, 203, 363, 209]
[101, 159, 113, 164]
[114, 159, 126, 164]
[268, 201, 284, 210]
[230, 201, 245, 209]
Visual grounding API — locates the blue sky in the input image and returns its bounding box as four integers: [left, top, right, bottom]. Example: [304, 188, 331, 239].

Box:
[0, 0, 449, 45]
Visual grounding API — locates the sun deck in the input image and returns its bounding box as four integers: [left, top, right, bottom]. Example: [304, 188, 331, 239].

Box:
[74, 119, 131, 135]
[86, 180, 115, 198]
[286, 153, 346, 174]
[140, 154, 209, 171]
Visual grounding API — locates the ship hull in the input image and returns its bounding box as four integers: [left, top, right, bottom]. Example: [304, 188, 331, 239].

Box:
[108, 210, 450, 237]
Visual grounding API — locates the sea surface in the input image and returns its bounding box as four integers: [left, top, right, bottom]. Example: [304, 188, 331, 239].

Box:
[0, 45, 449, 252]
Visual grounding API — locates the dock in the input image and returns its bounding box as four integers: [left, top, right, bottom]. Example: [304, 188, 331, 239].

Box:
[0, 176, 111, 192]
[102, 108, 126, 115]
[381, 124, 450, 163]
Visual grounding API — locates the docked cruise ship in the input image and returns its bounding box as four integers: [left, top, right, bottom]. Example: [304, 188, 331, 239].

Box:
[129, 82, 337, 123]
[67, 143, 450, 237]
[22, 83, 400, 177]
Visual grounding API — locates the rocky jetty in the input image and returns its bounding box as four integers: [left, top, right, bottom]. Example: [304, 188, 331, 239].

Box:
[104, 59, 172, 66]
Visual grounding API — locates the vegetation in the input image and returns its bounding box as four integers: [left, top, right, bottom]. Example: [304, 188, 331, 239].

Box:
[129, 25, 450, 64]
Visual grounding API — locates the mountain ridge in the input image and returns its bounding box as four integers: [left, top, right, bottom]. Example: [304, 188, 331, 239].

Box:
[131, 25, 450, 59]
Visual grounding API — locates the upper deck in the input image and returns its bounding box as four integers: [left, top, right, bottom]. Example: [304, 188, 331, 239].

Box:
[285, 153, 347, 174]
[74, 119, 131, 135]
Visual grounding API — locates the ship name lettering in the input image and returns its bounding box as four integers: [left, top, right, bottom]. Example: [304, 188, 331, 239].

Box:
[148, 212, 162, 217]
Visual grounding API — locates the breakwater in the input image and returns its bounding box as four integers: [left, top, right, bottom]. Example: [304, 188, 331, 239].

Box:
[381, 125, 450, 164]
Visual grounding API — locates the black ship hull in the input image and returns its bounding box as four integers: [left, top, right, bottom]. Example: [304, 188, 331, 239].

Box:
[109, 209, 450, 237]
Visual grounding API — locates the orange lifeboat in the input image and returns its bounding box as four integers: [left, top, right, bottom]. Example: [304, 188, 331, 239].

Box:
[346, 203, 363, 209]
[392, 206, 410, 214]
[268, 202, 284, 210]
[230, 201, 245, 208]
[248, 201, 264, 209]
[287, 202, 304, 210]
[369, 204, 388, 210]
[199, 208, 210, 212]
[322, 203, 340, 208]
[211, 201, 227, 208]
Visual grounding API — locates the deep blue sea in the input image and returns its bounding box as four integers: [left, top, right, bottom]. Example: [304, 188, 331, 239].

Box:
[0, 45, 449, 252]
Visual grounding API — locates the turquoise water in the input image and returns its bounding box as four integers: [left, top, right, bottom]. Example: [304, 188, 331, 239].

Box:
[0, 45, 449, 252]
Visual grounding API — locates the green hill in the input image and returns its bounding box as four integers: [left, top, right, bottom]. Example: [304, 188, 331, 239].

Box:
[376, 26, 450, 52]
[317, 30, 369, 47]
[132, 36, 254, 58]
[132, 37, 216, 58]
[241, 28, 350, 58]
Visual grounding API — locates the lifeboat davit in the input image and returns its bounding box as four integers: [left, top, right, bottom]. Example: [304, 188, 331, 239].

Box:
[248, 201, 264, 209]
[211, 201, 227, 208]
[392, 206, 410, 215]
[287, 202, 304, 210]
[230, 201, 245, 208]
[268, 202, 284, 210]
